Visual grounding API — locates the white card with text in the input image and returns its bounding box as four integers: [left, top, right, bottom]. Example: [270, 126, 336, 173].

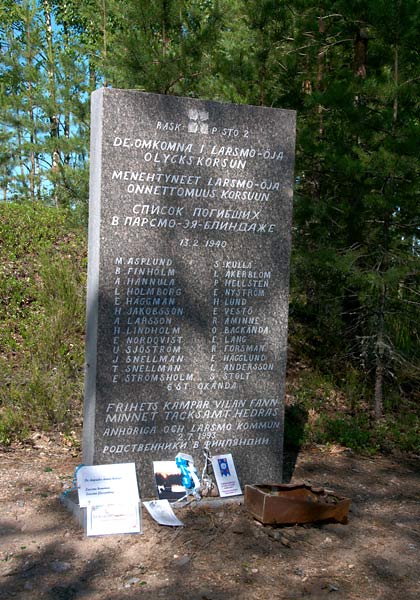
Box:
[211, 454, 242, 497]
[86, 502, 142, 536]
[77, 463, 140, 507]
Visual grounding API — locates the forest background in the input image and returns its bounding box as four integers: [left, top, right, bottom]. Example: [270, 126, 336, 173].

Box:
[0, 0, 419, 454]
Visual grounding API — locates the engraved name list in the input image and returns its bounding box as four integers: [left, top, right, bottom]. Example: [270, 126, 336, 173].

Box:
[83, 89, 296, 497]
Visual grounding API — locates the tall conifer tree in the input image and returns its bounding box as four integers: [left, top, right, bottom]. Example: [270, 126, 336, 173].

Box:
[105, 0, 222, 95]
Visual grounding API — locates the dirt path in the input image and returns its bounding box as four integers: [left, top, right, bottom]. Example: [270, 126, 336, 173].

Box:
[1, 437, 419, 600]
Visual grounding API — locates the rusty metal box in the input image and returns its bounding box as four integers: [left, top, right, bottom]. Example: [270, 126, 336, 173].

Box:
[245, 483, 350, 525]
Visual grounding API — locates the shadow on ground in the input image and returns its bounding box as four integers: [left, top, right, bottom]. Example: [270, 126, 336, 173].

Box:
[1, 447, 420, 600]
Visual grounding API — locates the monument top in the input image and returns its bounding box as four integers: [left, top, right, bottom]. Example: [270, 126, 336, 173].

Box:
[83, 88, 296, 498]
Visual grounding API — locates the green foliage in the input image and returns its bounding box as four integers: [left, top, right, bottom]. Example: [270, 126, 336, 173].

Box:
[287, 0, 420, 418]
[0, 202, 86, 445]
[1, 1, 419, 452]
[0, 0, 93, 208]
[106, 0, 223, 96]
[310, 414, 374, 452]
[288, 367, 420, 454]
[307, 412, 420, 455]
[0, 407, 27, 446]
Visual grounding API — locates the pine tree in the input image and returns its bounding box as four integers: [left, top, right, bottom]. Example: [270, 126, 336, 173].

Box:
[0, 0, 96, 212]
[0, 0, 45, 200]
[105, 0, 222, 95]
[289, 0, 420, 416]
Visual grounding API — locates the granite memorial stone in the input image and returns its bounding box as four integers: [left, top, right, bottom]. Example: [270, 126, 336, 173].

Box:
[83, 88, 296, 498]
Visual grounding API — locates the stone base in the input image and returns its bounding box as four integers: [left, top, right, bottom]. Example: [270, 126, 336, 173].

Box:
[60, 490, 244, 532]
[60, 490, 86, 530]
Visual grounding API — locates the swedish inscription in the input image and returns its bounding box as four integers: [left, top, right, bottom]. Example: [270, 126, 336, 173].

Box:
[83, 89, 296, 497]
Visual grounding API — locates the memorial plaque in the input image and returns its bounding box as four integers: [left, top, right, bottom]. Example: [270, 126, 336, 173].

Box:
[83, 88, 296, 498]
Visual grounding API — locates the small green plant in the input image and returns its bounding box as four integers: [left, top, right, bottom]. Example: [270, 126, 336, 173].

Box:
[293, 369, 336, 411]
[0, 407, 28, 445]
[309, 414, 375, 452]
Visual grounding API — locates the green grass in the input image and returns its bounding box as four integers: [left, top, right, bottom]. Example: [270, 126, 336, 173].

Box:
[287, 367, 420, 454]
[306, 412, 420, 454]
[0, 202, 87, 445]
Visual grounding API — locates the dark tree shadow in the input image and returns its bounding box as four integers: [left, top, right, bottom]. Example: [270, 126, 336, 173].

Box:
[282, 403, 308, 482]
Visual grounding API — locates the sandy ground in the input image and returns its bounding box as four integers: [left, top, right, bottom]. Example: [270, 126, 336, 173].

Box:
[1, 435, 419, 600]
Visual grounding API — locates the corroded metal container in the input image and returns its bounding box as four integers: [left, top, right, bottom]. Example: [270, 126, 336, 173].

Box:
[245, 483, 350, 525]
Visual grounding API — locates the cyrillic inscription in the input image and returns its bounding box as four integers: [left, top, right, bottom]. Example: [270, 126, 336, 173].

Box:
[84, 89, 295, 496]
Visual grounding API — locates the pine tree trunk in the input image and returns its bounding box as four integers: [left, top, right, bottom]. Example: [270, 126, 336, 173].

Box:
[354, 28, 368, 78]
[62, 20, 70, 165]
[43, 0, 60, 206]
[374, 267, 387, 421]
[393, 46, 399, 125]
[161, 0, 170, 93]
[374, 360, 384, 420]
[102, 0, 108, 86]
[317, 17, 325, 137]
[374, 322, 384, 420]
[374, 7, 401, 421]
[29, 104, 36, 200]
[26, 21, 36, 201]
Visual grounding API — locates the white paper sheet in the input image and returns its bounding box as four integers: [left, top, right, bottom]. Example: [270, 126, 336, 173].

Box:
[86, 502, 142, 536]
[143, 499, 184, 527]
[77, 463, 139, 507]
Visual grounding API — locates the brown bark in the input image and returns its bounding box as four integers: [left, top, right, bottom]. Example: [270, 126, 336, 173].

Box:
[354, 28, 368, 79]
[26, 24, 36, 200]
[374, 307, 385, 420]
[316, 17, 326, 137]
[393, 46, 399, 128]
[102, 0, 108, 87]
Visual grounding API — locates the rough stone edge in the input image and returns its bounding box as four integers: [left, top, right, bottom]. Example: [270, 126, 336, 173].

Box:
[82, 88, 103, 465]
[60, 491, 86, 530]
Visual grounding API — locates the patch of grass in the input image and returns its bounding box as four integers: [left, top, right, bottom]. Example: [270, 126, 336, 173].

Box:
[288, 365, 419, 454]
[374, 410, 420, 454]
[0, 202, 86, 445]
[308, 414, 375, 452]
[292, 369, 337, 411]
[306, 411, 420, 454]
